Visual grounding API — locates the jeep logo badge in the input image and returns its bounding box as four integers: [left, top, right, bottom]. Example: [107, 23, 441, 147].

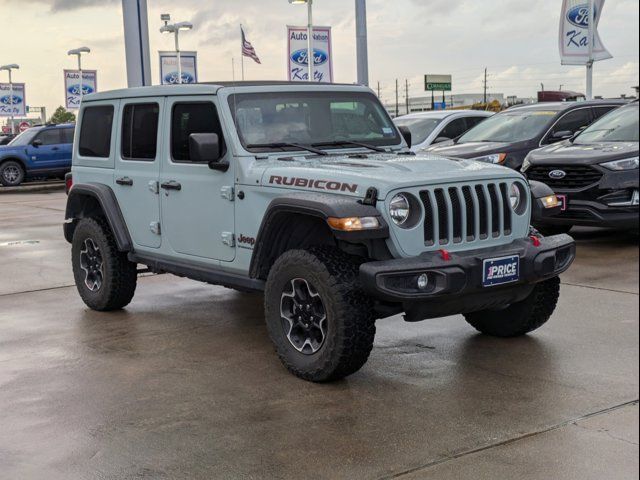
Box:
[549, 170, 567, 179]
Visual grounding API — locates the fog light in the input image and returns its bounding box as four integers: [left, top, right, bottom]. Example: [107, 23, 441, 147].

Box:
[417, 273, 429, 290]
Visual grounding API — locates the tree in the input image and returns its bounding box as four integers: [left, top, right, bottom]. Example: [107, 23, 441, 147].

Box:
[49, 106, 76, 124]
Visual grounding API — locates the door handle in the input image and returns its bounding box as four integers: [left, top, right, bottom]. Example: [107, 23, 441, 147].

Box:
[160, 180, 182, 191]
[116, 176, 134, 186]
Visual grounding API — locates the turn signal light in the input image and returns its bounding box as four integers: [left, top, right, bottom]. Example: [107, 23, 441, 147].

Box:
[327, 216, 381, 231]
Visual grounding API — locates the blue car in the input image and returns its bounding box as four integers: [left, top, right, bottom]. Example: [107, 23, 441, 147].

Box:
[0, 123, 75, 187]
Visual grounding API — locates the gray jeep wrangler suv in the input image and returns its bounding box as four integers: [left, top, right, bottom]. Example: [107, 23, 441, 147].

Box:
[64, 82, 575, 382]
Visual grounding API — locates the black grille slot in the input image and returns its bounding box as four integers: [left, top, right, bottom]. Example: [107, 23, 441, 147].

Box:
[462, 186, 475, 241]
[434, 189, 449, 244]
[449, 187, 463, 243]
[475, 185, 489, 239]
[499, 183, 512, 235]
[420, 191, 435, 246]
[527, 165, 603, 190]
[487, 184, 500, 237]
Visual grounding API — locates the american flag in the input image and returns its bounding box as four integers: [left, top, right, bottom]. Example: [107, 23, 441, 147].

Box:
[241, 27, 261, 64]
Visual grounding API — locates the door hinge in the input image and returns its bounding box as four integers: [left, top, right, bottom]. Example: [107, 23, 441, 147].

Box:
[148, 180, 159, 194]
[220, 186, 235, 201]
[150, 222, 161, 235]
[221, 232, 235, 247]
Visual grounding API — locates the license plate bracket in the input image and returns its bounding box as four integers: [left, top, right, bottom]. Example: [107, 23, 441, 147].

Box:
[482, 255, 520, 287]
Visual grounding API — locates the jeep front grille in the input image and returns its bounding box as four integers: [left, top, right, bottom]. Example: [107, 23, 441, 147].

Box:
[527, 165, 603, 190]
[419, 182, 515, 246]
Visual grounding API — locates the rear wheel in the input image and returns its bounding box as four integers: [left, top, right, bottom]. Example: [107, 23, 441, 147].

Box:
[71, 217, 138, 311]
[0, 161, 25, 187]
[464, 276, 560, 337]
[264, 247, 376, 382]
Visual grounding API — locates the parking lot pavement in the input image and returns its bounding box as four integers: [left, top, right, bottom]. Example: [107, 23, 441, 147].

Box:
[0, 192, 638, 480]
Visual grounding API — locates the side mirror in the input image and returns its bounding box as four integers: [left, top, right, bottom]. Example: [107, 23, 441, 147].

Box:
[432, 136, 451, 144]
[398, 126, 412, 148]
[31, 139, 42, 148]
[188, 133, 228, 171]
[551, 130, 573, 141]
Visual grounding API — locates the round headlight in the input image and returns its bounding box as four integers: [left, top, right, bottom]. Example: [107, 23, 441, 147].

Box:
[389, 194, 411, 225]
[509, 183, 522, 210]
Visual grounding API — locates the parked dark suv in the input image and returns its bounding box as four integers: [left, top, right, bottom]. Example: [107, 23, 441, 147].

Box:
[524, 101, 639, 235]
[424, 100, 627, 170]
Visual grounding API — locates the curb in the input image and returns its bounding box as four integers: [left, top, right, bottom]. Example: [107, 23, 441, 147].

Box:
[0, 182, 65, 195]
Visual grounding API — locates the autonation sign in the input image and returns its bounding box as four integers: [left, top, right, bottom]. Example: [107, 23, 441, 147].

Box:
[559, 0, 612, 65]
[0, 82, 26, 117]
[64, 70, 98, 109]
[159, 51, 198, 85]
[287, 26, 333, 83]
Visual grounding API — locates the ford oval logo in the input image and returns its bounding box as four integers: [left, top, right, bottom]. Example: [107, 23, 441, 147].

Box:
[67, 84, 95, 96]
[291, 48, 328, 67]
[163, 72, 195, 84]
[0, 94, 22, 106]
[567, 4, 596, 28]
[549, 169, 567, 179]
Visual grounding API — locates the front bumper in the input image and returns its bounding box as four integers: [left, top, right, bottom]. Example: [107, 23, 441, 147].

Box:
[536, 194, 639, 229]
[360, 234, 575, 322]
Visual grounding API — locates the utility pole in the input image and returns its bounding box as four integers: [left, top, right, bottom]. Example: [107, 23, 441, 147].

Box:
[355, 0, 369, 86]
[395, 79, 399, 118]
[405, 79, 410, 115]
[483, 68, 488, 104]
[377, 81, 381, 98]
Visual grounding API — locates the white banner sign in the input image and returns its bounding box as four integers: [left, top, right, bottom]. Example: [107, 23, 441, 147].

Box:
[559, 0, 612, 65]
[64, 70, 98, 109]
[287, 26, 333, 83]
[0, 83, 26, 117]
[159, 51, 198, 85]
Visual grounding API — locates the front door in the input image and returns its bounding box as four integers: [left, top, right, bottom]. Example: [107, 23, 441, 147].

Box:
[160, 97, 236, 262]
[113, 99, 163, 249]
[26, 128, 65, 169]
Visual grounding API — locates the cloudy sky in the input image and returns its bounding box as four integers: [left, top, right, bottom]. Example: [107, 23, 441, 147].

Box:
[1, 0, 638, 117]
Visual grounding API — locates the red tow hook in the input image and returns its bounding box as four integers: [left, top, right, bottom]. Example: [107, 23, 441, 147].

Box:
[530, 235, 541, 247]
[439, 249, 452, 261]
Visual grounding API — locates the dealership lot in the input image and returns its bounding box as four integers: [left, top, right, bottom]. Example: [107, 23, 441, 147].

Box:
[0, 191, 637, 479]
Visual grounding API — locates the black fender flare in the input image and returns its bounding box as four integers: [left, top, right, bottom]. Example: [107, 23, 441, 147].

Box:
[249, 193, 389, 279]
[64, 183, 132, 252]
[528, 180, 562, 219]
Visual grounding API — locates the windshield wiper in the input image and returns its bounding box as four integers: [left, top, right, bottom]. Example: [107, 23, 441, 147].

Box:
[311, 141, 388, 153]
[246, 142, 328, 156]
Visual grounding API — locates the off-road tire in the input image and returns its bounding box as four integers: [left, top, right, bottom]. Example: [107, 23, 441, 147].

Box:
[535, 224, 573, 236]
[0, 160, 25, 187]
[264, 247, 376, 382]
[464, 276, 561, 337]
[72, 217, 138, 311]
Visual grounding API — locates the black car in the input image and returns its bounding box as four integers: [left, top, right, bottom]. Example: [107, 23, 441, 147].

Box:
[0, 134, 16, 146]
[424, 100, 627, 170]
[523, 101, 639, 234]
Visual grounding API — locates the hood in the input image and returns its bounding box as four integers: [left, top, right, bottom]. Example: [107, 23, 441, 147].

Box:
[424, 141, 515, 159]
[248, 152, 523, 199]
[0, 144, 23, 156]
[528, 141, 639, 166]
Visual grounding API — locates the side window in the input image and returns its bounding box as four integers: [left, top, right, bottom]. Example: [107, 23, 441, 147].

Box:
[592, 106, 615, 121]
[171, 102, 225, 162]
[79, 105, 114, 158]
[440, 118, 468, 139]
[464, 116, 486, 129]
[61, 127, 75, 144]
[35, 129, 62, 146]
[121, 103, 159, 161]
[549, 109, 592, 139]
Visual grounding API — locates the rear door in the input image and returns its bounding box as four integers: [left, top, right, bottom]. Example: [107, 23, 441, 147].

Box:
[113, 99, 163, 249]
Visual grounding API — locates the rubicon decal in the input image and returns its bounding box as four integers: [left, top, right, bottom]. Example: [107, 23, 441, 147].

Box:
[269, 176, 358, 193]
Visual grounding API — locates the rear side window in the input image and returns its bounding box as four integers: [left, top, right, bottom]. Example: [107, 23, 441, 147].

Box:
[61, 127, 75, 144]
[440, 118, 468, 139]
[79, 105, 114, 158]
[171, 102, 225, 162]
[550, 108, 592, 137]
[592, 106, 616, 120]
[121, 103, 159, 160]
[464, 116, 486, 129]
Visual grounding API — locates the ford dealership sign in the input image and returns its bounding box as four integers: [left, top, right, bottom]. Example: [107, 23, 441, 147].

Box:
[559, 0, 611, 65]
[159, 51, 198, 85]
[64, 70, 97, 109]
[0, 82, 26, 117]
[287, 26, 333, 83]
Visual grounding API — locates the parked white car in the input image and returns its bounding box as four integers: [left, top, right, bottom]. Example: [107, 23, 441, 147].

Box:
[394, 110, 494, 152]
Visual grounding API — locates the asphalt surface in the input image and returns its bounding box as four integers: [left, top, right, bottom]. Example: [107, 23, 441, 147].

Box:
[0, 191, 638, 480]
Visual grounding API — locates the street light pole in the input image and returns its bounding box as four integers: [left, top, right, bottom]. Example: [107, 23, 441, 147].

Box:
[289, 0, 314, 82]
[160, 18, 193, 85]
[0, 64, 19, 134]
[68, 47, 91, 107]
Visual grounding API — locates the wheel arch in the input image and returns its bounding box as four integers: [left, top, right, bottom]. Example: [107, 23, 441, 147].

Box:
[64, 183, 132, 252]
[0, 157, 27, 175]
[249, 193, 390, 280]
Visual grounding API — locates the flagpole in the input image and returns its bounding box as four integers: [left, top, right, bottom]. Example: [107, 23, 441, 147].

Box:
[232, 57, 235, 81]
[586, 0, 595, 99]
[240, 25, 245, 81]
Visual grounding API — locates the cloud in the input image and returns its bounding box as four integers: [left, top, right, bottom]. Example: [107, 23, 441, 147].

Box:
[17, 0, 118, 12]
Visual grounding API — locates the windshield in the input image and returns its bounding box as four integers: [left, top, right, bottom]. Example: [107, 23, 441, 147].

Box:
[458, 110, 557, 143]
[394, 117, 442, 145]
[228, 91, 401, 152]
[8, 128, 39, 146]
[575, 106, 639, 143]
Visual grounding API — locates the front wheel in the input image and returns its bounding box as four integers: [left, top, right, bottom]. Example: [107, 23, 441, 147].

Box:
[71, 217, 138, 311]
[464, 276, 561, 337]
[264, 247, 376, 382]
[0, 161, 25, 187]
